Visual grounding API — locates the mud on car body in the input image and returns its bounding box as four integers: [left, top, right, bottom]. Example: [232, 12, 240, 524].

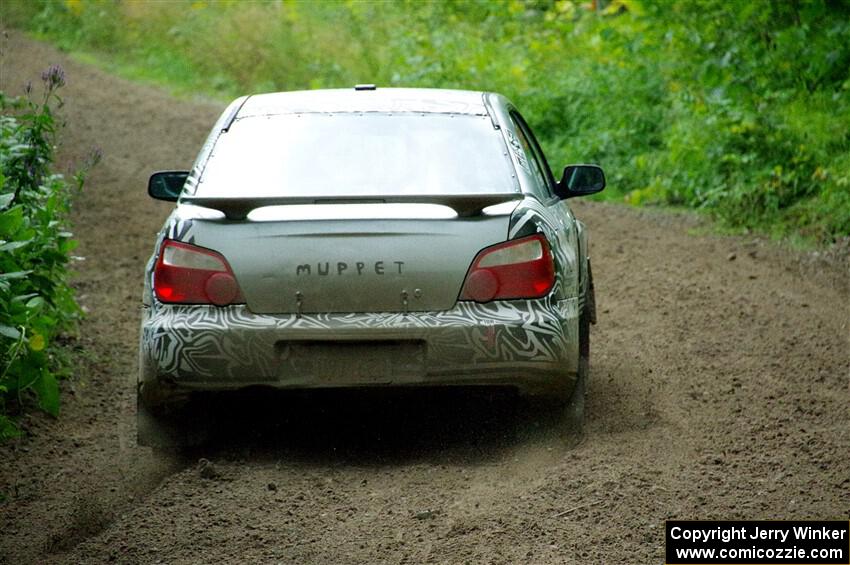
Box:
[138, 87, 604, 446]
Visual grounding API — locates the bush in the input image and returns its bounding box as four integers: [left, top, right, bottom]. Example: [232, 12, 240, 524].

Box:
[0, 66, 97, 439]
[2, 0, 848, 245]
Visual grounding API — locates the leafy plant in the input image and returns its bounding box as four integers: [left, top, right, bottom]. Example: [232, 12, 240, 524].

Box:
[0, 65, 97, 439]
[1, 0, 848, 246]
[6, 0, 841, 243]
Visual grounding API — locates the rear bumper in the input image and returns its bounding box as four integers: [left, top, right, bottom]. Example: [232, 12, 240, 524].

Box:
[139, 298, 579, 404]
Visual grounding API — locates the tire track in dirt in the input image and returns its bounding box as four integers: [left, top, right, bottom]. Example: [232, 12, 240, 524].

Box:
[1, 30, 848, 565]
[0, 29, 223, 561]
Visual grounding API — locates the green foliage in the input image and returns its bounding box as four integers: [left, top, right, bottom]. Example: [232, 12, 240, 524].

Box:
[3, 0, 848, 243]
[625, 0, 850, 242]
[0, 67, 95, 439]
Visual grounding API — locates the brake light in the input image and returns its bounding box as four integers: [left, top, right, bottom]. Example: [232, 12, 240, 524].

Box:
[460, 234, 555, 302]
[153, 239, 244, 306]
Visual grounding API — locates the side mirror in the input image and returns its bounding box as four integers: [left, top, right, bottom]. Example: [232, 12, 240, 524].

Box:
[555, 164, 606, 199]
[148, 171, 189, 202]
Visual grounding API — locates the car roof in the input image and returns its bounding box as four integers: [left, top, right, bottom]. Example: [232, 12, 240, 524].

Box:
[237, 87, 490, 117]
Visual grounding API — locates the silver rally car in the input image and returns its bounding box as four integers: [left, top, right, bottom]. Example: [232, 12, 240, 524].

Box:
[139, 86, 604, 445]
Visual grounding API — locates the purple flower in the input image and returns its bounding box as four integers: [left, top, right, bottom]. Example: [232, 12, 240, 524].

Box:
[41, 64, 66, 90]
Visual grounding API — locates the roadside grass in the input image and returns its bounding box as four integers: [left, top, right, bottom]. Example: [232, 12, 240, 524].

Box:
[1, 0, 848, 246]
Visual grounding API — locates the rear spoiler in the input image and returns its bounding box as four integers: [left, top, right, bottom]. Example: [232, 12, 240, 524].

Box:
[180, 193, 523, 220]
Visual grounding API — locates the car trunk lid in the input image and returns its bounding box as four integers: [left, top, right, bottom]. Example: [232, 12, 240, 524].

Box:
[180, 200, 518, 314]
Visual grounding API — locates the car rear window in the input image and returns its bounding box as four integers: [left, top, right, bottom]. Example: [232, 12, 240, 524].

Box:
[195, 113, 517, 197]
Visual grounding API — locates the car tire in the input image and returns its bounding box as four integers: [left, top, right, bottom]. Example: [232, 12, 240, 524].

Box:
[585, 259, 597, 325]
[537, 293, 590, 440]
[564, 306, 589, 433]
[137, 395, 207, 449]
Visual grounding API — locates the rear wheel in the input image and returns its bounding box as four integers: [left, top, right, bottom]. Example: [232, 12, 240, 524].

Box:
[565, 269, 594, 433]
[532, 299, 591, 442]
[137, 393, 208, 449]
[566, 302, 590, 433]
[579, 299, 590, 361]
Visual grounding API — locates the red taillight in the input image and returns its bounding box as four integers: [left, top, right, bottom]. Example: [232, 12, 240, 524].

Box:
[153, 239, 244, 306]
[459, 234, 555, 303]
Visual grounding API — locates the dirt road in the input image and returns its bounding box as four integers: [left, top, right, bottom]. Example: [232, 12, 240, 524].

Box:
[1, 30, 848, 565]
